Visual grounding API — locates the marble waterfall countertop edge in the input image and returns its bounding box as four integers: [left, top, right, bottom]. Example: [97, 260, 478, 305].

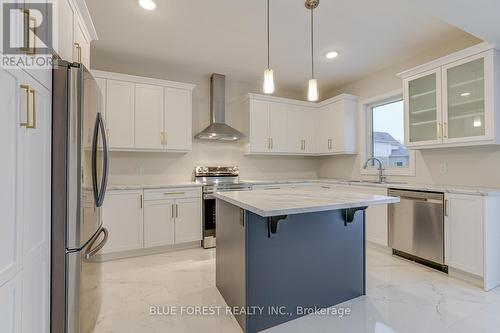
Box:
[214, 188, 400, 217]
[106, 182, 202, 191]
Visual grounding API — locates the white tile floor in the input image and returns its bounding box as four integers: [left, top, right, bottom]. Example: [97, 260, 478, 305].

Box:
[93, 246, 500, 333]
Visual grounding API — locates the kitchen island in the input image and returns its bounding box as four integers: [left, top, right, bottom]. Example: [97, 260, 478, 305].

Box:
[214, 188, 399, 333]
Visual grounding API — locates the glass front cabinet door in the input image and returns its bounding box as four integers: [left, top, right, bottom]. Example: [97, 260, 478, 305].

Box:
[442, 52, 492, 143]
[404, 69, 442, 147]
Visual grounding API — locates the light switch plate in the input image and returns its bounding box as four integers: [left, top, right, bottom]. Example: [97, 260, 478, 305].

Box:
[439, 162, 448, 175]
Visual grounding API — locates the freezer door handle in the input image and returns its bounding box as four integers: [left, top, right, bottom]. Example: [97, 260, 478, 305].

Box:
[84, 227, 109, 260]
[91, 113, 109, 207]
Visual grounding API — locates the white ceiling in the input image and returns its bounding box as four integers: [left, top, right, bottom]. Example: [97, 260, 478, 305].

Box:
[406, 0, 500, 44]
[87, 0, 475, 92]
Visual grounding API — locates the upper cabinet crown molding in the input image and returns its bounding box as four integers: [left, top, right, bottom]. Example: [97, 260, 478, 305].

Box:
[91, 70, 196, 91]
[72, 0, 99, 41]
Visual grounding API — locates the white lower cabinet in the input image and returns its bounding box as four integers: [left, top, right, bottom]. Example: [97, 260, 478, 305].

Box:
[445, 193, 484, 277]
[143, 199, 175, 248]
[174, 198, 203, 243]
[101, 190, 144, 254]
[0, 272, 22, 333]
[102, 187, 202, 256]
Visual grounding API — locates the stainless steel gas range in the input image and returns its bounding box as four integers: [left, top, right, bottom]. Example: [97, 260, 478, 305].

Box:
[194, 166, 252, 248]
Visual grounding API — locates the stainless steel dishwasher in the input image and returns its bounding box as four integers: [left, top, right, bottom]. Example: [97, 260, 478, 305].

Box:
[388, 189, 447, 272]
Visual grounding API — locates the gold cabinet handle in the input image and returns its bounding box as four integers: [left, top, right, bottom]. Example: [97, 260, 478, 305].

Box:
[171, 204, 175, 218]
[74, 43, 82, 63]
[160, 132, 165, 145]
[27, 87, 36, 129]
[175, 204, 179, 218]
[20, 85, 35, 128]
[20, 85, 30, 127]
[444, 199, 449, 217]
[443, 122, 448, 139]
[163, 192, 185, 196]
[437, 123, 442, 139]
[139, 194, 143, 209]
[20, 10, 36, 54]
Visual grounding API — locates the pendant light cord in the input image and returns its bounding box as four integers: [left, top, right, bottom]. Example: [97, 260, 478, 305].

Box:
[310, 8, 314, 79]
[267, 0, 270, 70]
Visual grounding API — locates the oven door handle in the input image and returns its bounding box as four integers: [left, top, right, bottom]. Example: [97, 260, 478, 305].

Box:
[204, 194, 215, 200]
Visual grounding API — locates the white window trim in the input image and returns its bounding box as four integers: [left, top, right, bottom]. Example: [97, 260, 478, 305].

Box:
[359, 89, 416, 177]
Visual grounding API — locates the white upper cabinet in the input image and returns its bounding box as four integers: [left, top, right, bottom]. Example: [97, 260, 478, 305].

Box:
[247, 94, 357, 156]
[268, 103, 288, 152]
[54, 0, 97, 69]
[405, 69, 441, 147]
[55, 0, 75, 63]
[135, 84, 164, 150]
[106, 80, 135, 149]
[249, 100, 270, 152]
[164, 88, 192, 151]
[93, 71, 195, 152]
[400, 43, 500, 149]
[316, 97, 357, 154]
[287, 106, 315, 154]
[442, 53, 491, 143]
[248, 100, 287, 153]
[73, 17, 91, 68]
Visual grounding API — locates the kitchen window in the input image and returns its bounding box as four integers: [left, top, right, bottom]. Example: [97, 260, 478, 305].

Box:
[361, 91, 415, 176]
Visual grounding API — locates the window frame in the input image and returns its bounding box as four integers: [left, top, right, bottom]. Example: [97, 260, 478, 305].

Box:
[359, 89, 416, 177]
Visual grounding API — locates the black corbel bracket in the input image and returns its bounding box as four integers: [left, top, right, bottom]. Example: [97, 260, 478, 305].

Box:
[342, 207, 367, 226]
[267, 215, 288, 237]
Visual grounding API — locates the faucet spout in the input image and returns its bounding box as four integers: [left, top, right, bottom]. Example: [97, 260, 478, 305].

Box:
[363, 157, 386, 183]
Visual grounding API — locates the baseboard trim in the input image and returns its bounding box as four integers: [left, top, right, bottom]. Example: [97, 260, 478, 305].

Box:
[94, 241, 202, 262]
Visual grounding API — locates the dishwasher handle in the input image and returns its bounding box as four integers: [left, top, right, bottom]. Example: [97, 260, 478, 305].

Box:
[388, 189, 444, 202]
[398, 196, 443, 204]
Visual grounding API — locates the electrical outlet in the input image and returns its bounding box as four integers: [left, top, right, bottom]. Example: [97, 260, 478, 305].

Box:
[439, 162, 448, 175]
[136, 163, 144, 175]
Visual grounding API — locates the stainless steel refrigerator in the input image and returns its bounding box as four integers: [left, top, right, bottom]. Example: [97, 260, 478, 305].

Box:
[51, 59, 109, 333]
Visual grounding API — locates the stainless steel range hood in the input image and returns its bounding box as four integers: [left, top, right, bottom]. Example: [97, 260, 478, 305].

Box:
[195, 74, 246, 141]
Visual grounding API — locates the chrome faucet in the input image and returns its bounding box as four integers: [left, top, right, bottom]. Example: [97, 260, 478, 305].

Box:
[363, 157, 386, 183]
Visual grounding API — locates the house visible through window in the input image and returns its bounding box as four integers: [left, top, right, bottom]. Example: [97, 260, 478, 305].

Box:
[370, 100, 410, 168]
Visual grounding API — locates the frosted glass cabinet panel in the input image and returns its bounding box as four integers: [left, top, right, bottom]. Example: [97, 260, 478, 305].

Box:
[444, 57, 485, 140]
[406, 70, 440, 144]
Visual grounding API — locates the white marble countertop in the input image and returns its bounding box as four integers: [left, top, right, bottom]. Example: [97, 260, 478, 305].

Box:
[214, 188, 400, 217]
[240, 178, 500, 196]
[107, 182, 202, 191]
[105, 178, 500, 196]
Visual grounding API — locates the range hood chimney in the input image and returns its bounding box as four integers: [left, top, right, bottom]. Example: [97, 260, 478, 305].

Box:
[195, 74, 246, 141]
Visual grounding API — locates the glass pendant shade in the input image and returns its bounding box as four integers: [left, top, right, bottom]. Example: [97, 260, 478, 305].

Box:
[263, 69, 275, 94]
[308, 78, 318, 101]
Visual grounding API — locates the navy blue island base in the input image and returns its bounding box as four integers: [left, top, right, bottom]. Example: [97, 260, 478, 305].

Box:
[215, 199, 367, 333]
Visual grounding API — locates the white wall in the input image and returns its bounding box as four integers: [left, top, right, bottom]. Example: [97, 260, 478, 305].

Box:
[317, 35, 500, 187]
[91, 54, 319, 184]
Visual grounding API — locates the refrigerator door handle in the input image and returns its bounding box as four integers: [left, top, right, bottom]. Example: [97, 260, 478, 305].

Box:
[84, 227, 108, 260]
[91, 113, 109, 207]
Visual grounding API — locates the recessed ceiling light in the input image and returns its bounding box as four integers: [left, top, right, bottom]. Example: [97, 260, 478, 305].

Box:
[325, 51, 339, 59]
[460, 92, 471, 97]
[139, 0, 156, 10]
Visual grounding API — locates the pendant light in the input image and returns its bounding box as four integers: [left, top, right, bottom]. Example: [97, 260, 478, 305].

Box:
[263, 0, 275, 94]
[305, 0, 319, 101]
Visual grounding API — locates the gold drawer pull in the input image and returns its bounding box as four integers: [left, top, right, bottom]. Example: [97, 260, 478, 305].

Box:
[163, 192, 185, 196]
